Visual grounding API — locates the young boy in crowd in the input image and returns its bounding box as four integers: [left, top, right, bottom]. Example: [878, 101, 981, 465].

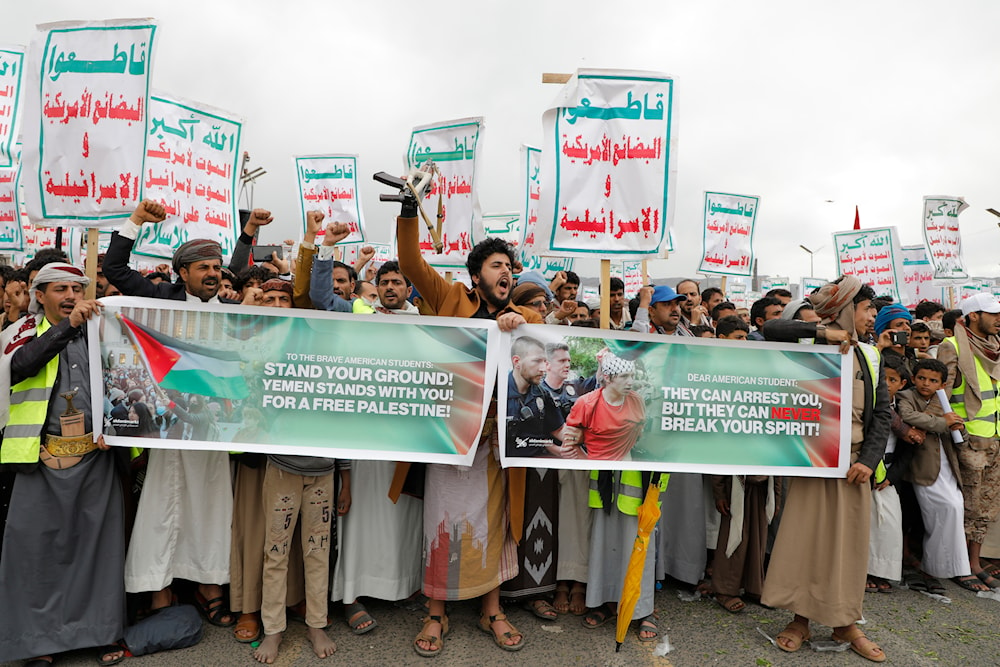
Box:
[896, 359, 986, 592]
[908, 321, 933, 360]
[715, 315, 749, 341]
[866, 354, 911, 593]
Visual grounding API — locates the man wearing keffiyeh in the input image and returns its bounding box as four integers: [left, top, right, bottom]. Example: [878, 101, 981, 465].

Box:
[936, 292, 1000, 588]
[760, 275, 892, 663]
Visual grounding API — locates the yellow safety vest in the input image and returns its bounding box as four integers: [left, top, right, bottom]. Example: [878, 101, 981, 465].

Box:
[2, 318, 58, 464]
[945, 336, 999, 438]
[588, 470, 669, 516]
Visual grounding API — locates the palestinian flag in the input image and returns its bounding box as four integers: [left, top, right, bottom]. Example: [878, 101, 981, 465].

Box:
[119, 314, 249, 400]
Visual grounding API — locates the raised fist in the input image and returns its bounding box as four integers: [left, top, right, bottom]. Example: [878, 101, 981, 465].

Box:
[131, 199, 167, 225]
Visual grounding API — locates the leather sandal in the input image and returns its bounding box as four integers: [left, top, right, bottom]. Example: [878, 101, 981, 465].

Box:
[775, 620, 810, 652]
[479, 612, 524, 652]
[831, 626, 886, 663]
[233, 613, 261, 643]
[413, 614, 448, 658]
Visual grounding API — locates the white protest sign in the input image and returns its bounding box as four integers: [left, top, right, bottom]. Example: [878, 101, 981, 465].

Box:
[405, 117, 483, 267]
[832, 226, 903, 302]
[294, 154, 365, 245]
[518, 144, 541, 259]
[520, 254, 575, 278]
[922, 195, 968, 281]
[0, 166, 22, 249]
[800, 277, 826, 298]
[517, 144, 573, 277]
[0, 46, 25, 168]
[133, 94, 242, 260]
[477, 212, 522, 249]
[537, 69, 675, 258]
[900, 244, 944, 309]
[622, 260, 644, 298]
[698, 191, 758, 276]
[23, 19, 157, 225]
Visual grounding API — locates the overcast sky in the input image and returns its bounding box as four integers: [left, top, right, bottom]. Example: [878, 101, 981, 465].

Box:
[6, 0, 1000, 283]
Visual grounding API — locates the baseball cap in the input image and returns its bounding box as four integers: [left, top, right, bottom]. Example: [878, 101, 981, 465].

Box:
[650, 285, 687, 305]
[960, 293, 1000, 317]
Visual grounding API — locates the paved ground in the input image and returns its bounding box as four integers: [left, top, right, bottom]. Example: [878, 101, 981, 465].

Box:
[6, 577, 1000, 667]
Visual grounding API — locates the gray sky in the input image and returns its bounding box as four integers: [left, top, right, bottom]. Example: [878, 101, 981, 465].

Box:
[5, 0, 1000, 283]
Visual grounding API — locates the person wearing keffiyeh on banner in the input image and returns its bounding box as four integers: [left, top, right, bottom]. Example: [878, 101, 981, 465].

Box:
[0, 263, 129, 667]
[560, 352, 658, 641]
[760, 275, 892, 662]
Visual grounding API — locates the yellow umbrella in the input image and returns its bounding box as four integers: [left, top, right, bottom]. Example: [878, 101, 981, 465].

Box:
[615, 473, 669, 651]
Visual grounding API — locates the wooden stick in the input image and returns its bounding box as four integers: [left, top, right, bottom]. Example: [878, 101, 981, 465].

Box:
[85, 228, 98, 300]
[600, 259, 610, 330]
[542, 73, 572, 84]
[641, 259, 649, 286]
[406, 180, 444, 253]
[720, 276, 728, 295]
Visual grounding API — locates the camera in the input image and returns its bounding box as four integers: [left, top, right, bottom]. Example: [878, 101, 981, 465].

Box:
[890, 330, 908, 346]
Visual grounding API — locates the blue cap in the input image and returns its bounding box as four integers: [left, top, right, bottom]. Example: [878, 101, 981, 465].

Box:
[515, 271, 555, 301]
[650, 285, 687, 305]
[874, 303, 912, 335]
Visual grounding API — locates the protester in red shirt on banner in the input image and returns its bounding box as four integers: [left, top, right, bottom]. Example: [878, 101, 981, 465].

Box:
[561, 353, 645, 461]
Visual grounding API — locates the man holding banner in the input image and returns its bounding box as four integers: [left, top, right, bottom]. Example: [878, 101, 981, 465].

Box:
[393, 195, 541, 656]
[761, 276, 890, 663]
[0, 264, 126, 666]
[111, 200, 238, 627]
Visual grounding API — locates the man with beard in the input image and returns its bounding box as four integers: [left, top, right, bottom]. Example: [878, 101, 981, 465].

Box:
[0, 264, 126, 666]
[676, 279, 711, 332]
[760, 276, 889, 662]
[104, 199, 238, 303]
[937, 293, 1000, 588]
[391, 194, 541, 656]
[501, 336, 566, 620]
[372, 261, 419, 314]
[631, 285, 691, 335]
[106, 201, 239, 627]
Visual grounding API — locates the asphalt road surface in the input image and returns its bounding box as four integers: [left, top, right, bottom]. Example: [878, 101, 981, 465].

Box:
[6, 576, 1000, 667]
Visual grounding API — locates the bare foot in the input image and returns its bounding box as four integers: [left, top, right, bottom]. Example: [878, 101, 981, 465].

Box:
[307, 626, 336, 658]
[568, 584, 587, 615]
[253, 632, 282, 664]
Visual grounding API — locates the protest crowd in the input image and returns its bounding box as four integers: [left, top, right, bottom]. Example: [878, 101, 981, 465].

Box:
[1, 16, 999, 667]
[2, 193, 1000, 667]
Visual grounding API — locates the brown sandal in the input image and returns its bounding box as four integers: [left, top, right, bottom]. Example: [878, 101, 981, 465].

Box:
[233, 613, 261, 643]
[775, 620, 811, 652]
[413, 614, 449, 658]
[831, 626, 886, 663]
[479, 612, 524, 652]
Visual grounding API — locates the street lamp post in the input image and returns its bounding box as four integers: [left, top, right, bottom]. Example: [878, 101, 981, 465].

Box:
[799, 244, 816, 278]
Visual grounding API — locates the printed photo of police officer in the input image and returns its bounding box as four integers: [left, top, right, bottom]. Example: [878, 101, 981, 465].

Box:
[506, 335, 567, 457]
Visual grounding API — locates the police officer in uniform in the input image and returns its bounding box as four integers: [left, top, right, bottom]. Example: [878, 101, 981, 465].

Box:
[506, 336, 565, 458]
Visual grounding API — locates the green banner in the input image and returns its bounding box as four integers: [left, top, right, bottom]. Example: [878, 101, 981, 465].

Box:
[91, 297, 498, 465]
[500, 325, 851, 477]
